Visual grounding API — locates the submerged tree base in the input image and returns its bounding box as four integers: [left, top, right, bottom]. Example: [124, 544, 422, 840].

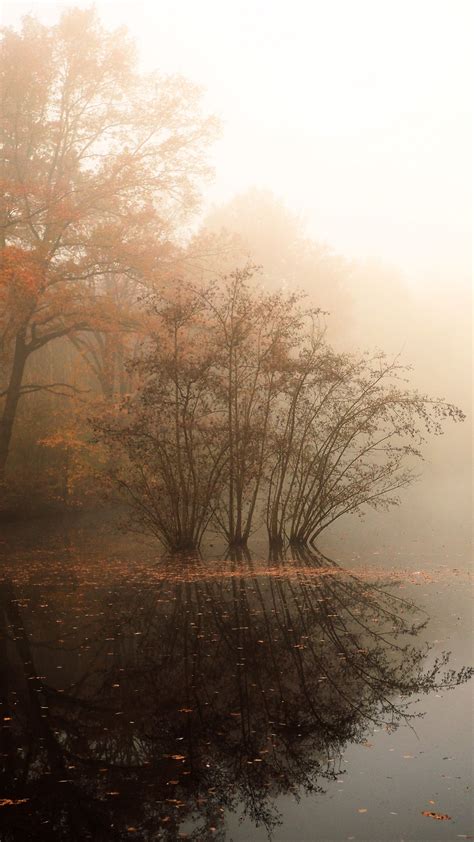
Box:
[166, 541, 201, 554]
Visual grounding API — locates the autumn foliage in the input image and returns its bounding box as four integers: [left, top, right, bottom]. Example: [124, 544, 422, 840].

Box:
[0, 8, 465, 547]
[0, 7, 216, 486]
[95, 269, 464, 551]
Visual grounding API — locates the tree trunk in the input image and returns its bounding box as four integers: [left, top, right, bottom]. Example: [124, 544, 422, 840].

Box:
[0, 331, 28, 479]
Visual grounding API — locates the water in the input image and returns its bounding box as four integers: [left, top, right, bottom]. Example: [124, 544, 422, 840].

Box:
[0, 518, 472, 841]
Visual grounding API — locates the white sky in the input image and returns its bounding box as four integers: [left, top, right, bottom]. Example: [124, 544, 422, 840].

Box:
[2, 0, 472, 290]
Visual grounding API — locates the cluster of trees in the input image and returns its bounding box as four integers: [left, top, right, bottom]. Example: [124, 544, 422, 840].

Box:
[0, 8, 464, 545]
[96, 269, 463, 550]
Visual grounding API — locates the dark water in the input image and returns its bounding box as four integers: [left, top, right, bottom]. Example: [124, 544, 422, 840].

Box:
[0, 520, 472, 841]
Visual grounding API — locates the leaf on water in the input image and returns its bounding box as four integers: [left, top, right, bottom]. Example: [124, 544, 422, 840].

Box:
[0, 799, 29, 808]
[421, 811, 452, 821]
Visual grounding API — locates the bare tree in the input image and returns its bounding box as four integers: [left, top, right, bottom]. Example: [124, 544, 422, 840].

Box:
[267, 352, 464, 546]
[194, 268, 313, 545]
[95, 283, 229, 550]
[97, 270, 464, 550]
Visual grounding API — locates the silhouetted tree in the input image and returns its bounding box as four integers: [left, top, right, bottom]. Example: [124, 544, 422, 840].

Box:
[97, 271, 463, 549]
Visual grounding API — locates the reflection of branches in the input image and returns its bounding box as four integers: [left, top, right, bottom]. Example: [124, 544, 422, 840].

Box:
[0, 554, 472, 841]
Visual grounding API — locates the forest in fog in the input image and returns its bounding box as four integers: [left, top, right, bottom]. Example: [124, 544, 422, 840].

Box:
[0, 8, 470, 550]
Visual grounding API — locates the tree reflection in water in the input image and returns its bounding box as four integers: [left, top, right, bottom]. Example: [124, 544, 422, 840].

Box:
[0, 548, 472, 840]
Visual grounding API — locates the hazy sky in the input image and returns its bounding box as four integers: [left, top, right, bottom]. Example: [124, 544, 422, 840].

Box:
[2, 0, 472, 291]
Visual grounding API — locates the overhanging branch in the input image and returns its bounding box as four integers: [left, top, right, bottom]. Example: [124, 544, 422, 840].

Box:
[0, 382, 91, 400]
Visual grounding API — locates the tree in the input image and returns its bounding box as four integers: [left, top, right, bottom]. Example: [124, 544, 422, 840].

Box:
[266, 352, 465, 546]
[98, 270, 463, 550]
[195, 267, 314, 545]
[0, 8, 216, 479]
[95, 281, 230, 550]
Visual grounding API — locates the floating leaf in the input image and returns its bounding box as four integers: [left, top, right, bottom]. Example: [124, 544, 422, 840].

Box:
[421, 811, 452, 821]
[0, 798, 29, 808]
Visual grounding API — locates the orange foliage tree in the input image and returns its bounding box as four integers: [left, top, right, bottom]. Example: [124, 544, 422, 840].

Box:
[0, 8, 217, 478]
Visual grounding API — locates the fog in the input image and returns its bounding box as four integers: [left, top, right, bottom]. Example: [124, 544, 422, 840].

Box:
[3, 0, 471, 289]
[0, 8, 472, 840]
[0, 0, 471, 552]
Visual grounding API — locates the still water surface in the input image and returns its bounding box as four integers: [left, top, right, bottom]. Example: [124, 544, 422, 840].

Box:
[0, 520, 472, 841]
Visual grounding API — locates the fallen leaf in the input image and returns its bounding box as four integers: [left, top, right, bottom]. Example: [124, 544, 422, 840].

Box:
[421, 811, 452, 821]
[0, 798, 29, 808]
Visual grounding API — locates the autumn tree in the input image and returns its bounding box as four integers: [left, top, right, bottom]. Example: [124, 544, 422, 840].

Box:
[96, 268, 314, 549]
[0, 8, 216, 479]
[266, 352, 465, 546]
[194, 268, 316, 545]
[95, 282, 230, 550]
[98, 270, 464, 550]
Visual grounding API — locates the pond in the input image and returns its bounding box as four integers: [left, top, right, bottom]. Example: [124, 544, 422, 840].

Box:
[0, 517, 472, 841]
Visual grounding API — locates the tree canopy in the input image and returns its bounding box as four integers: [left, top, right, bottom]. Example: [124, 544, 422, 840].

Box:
[0, 7, 216, 478]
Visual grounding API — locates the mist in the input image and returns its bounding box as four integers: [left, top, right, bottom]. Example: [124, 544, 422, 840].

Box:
[0, 4, 471, 840]
[1, 0, 471, 546]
